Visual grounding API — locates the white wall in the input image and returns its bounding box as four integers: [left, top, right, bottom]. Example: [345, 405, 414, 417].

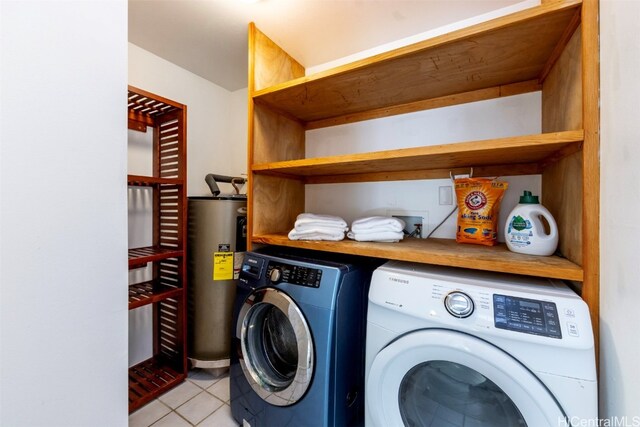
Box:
[0, 1, 128, 426]
[599, 0, 640, 420]
[129, 43, 248, 197]
[306, 94, 542, 240]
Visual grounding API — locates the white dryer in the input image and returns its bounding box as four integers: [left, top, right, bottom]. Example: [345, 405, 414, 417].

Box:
[365, 261, 596, 427]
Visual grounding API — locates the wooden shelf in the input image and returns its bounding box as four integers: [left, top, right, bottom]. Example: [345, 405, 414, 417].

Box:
[128, 175, 184, 187]
[252, 130, 583, 183]
[129, 281, 183, 310]
[127, 86, 188, 413]
[128, 246, 184, 269]
[129, 358, 186, 412]
[252, 1, 581, 128]
[253, 233, 583, 282]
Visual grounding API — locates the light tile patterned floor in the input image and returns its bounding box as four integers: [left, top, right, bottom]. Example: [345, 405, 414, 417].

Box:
[130, 369, 239, 427]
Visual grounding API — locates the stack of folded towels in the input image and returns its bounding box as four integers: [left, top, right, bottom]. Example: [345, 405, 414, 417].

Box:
[347, 216, 406, 242]
[288, 213, 348, 241]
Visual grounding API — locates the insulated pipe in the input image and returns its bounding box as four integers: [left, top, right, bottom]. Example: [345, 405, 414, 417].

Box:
[205, 174, 246, 196]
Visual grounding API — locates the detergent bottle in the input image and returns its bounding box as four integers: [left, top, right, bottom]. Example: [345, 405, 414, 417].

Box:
[504, 191, 558, 256]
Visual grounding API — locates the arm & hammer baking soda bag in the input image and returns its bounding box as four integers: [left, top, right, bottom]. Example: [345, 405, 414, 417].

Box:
[454, 178, 508, 246]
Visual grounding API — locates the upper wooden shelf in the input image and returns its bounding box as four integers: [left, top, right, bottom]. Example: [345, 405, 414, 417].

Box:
[253, 233, 583, 282]
[252, 1, 581, 128]
[252, 130, 583, 183]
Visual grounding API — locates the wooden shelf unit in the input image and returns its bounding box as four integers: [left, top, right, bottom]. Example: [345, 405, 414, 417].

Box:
[247, 0, 599, 344]
[127, 86, 188, 412]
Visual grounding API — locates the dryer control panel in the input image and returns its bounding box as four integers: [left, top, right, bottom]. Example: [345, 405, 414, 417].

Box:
[493, 294, 561, 339]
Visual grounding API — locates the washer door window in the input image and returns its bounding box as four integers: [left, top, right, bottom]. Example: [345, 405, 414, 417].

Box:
[238, 288, 313, 406]
[367, 329, 565, 427]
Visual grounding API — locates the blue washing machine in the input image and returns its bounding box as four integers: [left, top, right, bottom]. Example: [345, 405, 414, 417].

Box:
[230, 247, 378, 427]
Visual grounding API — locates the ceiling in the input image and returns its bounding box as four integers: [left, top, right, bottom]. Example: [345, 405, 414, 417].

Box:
[129, 0, 524, 92]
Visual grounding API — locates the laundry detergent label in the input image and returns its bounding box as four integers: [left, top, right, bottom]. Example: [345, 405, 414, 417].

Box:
[213, 252, 234, 281]
[507, 215, 534, 248]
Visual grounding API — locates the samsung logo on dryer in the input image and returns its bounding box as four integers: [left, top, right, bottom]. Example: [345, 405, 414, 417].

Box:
[388, 277, 409, 284]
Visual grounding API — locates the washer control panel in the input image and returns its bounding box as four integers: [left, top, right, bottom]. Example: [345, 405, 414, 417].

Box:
[266, 261, 322, 288]
[493, 294, 561, 339]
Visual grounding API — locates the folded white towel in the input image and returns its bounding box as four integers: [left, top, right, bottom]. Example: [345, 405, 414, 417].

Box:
[288, 227, 345, 241]
[295, 213, 347, 229]
[351, 216, 405, 233]
[347, 230, 404, 242]
[295, 223, 348, 233]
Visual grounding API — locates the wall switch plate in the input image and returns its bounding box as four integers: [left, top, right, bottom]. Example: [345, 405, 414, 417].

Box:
[439, 186, 453, 205]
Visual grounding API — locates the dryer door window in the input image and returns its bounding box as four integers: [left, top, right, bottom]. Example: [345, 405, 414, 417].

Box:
[366, 329, 565, 427]
[238, 287, 313, 406]
[399, 360, 526, 426]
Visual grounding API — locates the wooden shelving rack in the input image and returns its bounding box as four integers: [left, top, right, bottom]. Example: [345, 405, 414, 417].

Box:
[127, 86, 188, 412]
[247, 0, 600, 345]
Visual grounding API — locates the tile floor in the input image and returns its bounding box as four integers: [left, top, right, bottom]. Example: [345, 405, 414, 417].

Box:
[129, 369, 240, 427]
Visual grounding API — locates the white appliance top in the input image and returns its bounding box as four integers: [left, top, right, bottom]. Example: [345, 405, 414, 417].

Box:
[369, 261, 594, 351]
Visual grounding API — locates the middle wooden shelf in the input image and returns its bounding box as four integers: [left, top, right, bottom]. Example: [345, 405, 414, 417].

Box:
[251, 130, 583, 183]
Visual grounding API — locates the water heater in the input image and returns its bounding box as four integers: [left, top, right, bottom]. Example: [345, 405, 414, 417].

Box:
[187, 195, 247, 369]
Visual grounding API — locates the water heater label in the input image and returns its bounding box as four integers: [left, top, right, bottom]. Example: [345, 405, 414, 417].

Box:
[213, 252, 234, 281]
